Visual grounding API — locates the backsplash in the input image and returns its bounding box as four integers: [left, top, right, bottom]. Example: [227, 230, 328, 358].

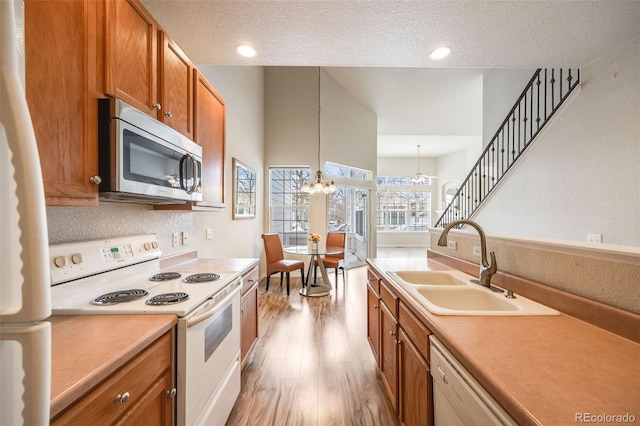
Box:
[48, 203, 205, 257]
[429, 230, 640, 314]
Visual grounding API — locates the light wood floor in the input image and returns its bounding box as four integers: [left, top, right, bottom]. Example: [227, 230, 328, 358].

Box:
[226, 266, 399, 426]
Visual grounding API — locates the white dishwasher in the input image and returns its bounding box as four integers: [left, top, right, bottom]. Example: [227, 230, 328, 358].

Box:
[430, 336, 517, 426]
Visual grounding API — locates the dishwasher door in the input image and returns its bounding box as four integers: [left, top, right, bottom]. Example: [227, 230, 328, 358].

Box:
[429, 336, 517, 426]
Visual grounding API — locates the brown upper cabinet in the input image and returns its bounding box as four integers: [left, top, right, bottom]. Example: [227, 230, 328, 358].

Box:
[25, 0, 102, 206]
[158, 32, 194, 139]
[193, 70, 226, 208]
[105, 0, 194, 139]
[26, 0, 226, 208]
[105, 0, 159, 117]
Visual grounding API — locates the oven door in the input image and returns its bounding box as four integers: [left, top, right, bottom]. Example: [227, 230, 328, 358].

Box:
[177, 280, 241, 426]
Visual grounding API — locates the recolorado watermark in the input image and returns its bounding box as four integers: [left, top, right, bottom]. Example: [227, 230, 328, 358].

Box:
[575, 413, 636, 423]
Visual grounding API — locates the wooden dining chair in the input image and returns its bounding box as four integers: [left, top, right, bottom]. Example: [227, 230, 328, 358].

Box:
[261, 233, 305, 296]
[314, 231, 346, 285]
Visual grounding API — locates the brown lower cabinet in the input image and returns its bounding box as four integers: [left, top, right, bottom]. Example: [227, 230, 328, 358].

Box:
[367, 267, 434, 426]
[240, 265, 260, 365]
[51, 331, 174, 425]
[398, 328, 432, 426]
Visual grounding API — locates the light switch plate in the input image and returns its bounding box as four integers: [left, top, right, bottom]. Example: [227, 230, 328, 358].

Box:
[172, 233, 179, 247]
[472, 245, 481, 257]
[447, 241, 457, 250]
[206, 228, 213, 240]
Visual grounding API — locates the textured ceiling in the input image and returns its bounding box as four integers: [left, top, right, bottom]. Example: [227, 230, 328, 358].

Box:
[142, 0, 640, 157]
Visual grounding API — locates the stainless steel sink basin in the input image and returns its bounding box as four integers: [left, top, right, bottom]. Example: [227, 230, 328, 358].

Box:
[406, 285, 560, 316]
[387, 270, 469, 286]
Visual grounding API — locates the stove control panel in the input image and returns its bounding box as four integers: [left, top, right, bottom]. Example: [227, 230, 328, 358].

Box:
[50, 234, 161, 285]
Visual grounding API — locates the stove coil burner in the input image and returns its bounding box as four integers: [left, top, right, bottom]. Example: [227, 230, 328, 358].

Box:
[91, 289, 149, 305]
[146, 292, 190, 306]
[182, 273, 221, 283]
[149, 272, 182, 281]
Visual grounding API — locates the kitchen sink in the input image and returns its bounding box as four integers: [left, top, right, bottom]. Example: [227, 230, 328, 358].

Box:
[387, 270, 470, 286]
[406, 285, 560, 316]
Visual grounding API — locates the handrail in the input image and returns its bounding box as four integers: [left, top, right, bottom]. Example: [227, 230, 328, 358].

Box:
[435, 68, 580, 228]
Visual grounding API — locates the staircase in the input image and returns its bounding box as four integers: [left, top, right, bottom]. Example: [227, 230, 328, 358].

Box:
[435, 68, 580, 228]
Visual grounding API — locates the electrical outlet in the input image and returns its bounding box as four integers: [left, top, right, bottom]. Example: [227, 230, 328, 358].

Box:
[172, 233, 179, 247]
[472, 245, 481, 257]
[587, 233, 602, 243]
[447, 240, 457, 250]
[181, 231, 188, 246]
[206, 228, 213, 240]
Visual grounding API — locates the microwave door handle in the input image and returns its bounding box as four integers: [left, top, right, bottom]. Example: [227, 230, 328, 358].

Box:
[179, 153, 197, 194]
[187, 154, 198, 194]
[179, 154, 187, 191]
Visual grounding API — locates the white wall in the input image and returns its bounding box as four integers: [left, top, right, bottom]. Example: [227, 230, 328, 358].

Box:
[474, 36, 640, 247]
[47, 66, 266, 260]
[263, 67, 377, 245]
[482, 68, 536, 147]
[377, 157, 437, 177]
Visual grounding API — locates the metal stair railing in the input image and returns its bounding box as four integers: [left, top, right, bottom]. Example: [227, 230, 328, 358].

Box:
[435, 68, 580, 228]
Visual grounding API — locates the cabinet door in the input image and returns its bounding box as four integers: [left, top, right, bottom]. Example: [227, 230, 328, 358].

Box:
[367, 284, 380, 365]
[398, 329, 433, 426]
[25, 0, 100, 206]
[380, 302, 398, 411]
[193, 70, 226, 207]
[122, 369, 174, 426]
[105, 0, 158, 116]
[159, 32, 194, 139]
[241, 283, 259, 365]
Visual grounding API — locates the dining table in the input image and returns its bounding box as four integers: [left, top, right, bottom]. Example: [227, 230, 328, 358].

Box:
[283, 245, 343, 297]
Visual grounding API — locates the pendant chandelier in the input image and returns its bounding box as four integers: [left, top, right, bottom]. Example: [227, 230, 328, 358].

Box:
[301, 68, 336, 194]
[412, 144, 427, 184]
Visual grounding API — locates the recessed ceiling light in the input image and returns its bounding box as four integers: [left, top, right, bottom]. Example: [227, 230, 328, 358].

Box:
[429, 46, 451, 60]
[236, 44, 256, 58]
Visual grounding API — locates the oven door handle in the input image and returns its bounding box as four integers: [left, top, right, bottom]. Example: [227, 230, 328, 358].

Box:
[185, 282, 241, 328]
[186, 305, 217, 327]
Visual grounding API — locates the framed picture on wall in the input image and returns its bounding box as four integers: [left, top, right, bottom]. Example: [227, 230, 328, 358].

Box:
[233, 158, 256, 219]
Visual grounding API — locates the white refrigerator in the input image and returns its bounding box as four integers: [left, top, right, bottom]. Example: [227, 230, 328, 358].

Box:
[0, 1, 52, 424]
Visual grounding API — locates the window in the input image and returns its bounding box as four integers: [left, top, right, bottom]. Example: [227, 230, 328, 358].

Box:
[377, 191, 431, 231]
[326, 162, 373, 181]
[377, 176, 431, 186]
[269, 167, 310, 246]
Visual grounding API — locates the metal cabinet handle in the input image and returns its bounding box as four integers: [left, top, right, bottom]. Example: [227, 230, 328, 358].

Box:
[115, 392, 130, 405]
[89, 175, 102, 184]
[164, 111, 173, 118]
[154, 103, 162, 110]
[166, 388, 177, 397]
[373, 304, 379, 309]
[390, 330, 396, 336]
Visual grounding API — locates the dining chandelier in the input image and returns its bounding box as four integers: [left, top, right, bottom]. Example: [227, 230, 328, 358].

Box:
[301, 67, 336, 194]
[412, 144, 427, 184]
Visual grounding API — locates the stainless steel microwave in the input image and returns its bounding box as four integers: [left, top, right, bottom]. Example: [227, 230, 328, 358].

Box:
[98, 98, 203, 204]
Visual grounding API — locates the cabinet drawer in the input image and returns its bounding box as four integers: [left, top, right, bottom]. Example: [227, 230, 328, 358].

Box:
[367, 270, 380, 295]
[241, 266, 259, 296]
[380, 279, 399, 318]
[52, 332, 172, 425]
[399, 301, 431, 362]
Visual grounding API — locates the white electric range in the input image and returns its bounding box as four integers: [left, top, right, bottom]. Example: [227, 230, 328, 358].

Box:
[50, 234, 242, 426]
